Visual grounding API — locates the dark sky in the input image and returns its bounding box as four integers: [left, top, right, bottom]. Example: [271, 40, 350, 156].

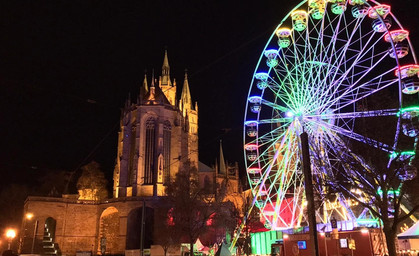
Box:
[0, 0, 418, 187]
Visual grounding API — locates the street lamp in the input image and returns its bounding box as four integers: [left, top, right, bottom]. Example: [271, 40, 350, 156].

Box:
[25, 213, 39, 254]
[26, 213, 34, 220]
[6, 229, 16, 250]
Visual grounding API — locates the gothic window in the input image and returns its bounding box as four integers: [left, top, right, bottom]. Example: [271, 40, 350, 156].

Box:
[144, 117, 155, 184]
[128, 125, 136, 186]
[163, 120, 172, 185]
[228, 166, 236, 177]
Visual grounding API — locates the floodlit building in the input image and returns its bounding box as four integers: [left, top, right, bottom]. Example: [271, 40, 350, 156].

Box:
[21, 51, 242, 256]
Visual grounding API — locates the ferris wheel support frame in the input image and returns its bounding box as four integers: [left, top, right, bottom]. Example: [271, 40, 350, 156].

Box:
[301, 131, 320, 256]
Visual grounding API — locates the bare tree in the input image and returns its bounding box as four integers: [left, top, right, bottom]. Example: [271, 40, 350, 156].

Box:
[311, 90, 419, 256]
[165, 160, 238, 256]
[234, 191, 262, 256]
[153, 207, 180, 256]
[328, 142, 419, 256]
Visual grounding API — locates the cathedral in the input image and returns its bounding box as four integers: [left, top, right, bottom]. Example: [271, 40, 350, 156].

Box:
[114, 50, 199, 198]
[20, 51, 242, 256]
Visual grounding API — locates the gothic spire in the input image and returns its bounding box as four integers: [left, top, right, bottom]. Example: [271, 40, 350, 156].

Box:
[219, 140, 227, 175]
[161, 49, 171, 86]
[180, 69, 192, 112]
[139, 72, 149, 101]
[151, 69, 155, 87]
[142, 73, 149, 93]
[147, 69, 156, 101]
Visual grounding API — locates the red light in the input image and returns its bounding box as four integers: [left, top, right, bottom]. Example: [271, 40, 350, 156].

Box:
[384, 29, 409, 43]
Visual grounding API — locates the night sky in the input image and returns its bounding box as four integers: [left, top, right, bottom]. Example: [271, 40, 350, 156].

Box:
[0, 0, 418, 188]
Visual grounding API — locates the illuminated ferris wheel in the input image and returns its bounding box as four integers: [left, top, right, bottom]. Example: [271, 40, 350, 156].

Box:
[243, 0, 419, 230]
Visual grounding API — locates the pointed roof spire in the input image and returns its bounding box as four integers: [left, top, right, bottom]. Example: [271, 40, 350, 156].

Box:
[151, 69, 155, 87]
[147, 69, 155, 101]
[139, 70, 149, 103]
[143, 68, 171, 105]
[219, 140, 227, 175]
[161, 49, 171, 86]
[142, 71, 149, 93]
[163, 49, 169, 70]
[180, 69, 192, 110]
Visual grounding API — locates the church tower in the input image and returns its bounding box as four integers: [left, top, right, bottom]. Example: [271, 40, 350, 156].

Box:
[113, 51, 198, 198]
[216, 140, 240, 195]
[159, 50, 177, 106]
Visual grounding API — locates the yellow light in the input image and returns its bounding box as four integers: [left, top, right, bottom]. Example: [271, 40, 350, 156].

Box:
[6, 229, 16, 239]
[26, 213, 34, 220]
[283, 234, 289, 239]
[320, 232, 325, 237]
[361, 228, 369, 234]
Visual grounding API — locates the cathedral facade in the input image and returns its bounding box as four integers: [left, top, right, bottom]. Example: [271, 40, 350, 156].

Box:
[114, 50, 198, 199]
[21, 51, 241, 256]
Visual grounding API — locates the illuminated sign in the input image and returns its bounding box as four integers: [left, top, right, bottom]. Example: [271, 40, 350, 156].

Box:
[339, 239, 348, 248]
[297, 241, 307, 250]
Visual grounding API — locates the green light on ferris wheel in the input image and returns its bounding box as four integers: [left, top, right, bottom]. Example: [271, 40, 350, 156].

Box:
[377, 188, 400, 197]
[397, 106, 419, 117]
[389, 151, 415, 159]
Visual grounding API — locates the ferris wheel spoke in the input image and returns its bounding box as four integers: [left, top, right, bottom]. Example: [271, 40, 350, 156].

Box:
[317, 35, 388, 111]
[315, 12, 348, 98]
[258, 118, 293, 124]
[256, 129, 300, 203]
[300, 22, 322, 103]
[328, 48, 390, 102]
[256, 124, 298, 171]
[265, 78, 298, 108]
[324, 132, 377, 190]
[314, 20, 382, 108]
[292, 17, 329, 106]
[321, 129, 373, 174]
[291, 34, 308, 106]
[332, 76, 398, 113]
[257, 122, 290, 142]
[315, 55, 395, 114]
[312, 118, 394, 152]
[309, 108, 399, 120]
[261, 98, 294, 113]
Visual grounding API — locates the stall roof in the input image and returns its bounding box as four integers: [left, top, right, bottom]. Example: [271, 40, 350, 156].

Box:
[398, 222, 419, 239]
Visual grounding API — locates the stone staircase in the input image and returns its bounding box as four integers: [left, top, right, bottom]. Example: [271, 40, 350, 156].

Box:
[42, 226, 60, 255]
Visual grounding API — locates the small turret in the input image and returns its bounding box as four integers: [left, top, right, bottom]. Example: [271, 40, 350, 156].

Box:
[139, 72, 149, 103]
[161, 50, 171, 86]
[180, 70, 193, 116]
[159, 50, 177, 106]
[219, 140, 227, 176]
[142, 73, 149, 92]
[146, 70, 156, 102]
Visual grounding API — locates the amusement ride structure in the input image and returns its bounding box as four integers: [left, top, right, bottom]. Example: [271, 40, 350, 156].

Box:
[240, 0, 419, 241]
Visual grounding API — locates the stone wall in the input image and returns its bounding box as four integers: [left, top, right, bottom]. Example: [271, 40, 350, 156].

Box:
[24, 197, 99, 255]
[23, 196, 165, 256]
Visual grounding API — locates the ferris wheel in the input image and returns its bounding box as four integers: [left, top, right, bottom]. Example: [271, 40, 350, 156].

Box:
[243, 0, 419, 230]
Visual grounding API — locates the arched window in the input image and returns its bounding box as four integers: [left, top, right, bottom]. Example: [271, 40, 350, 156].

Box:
[128, 125, 136, 186]
[163, 121, 172, 185]
[144, 117, 155, 184]
[99, 207, 120, 254]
